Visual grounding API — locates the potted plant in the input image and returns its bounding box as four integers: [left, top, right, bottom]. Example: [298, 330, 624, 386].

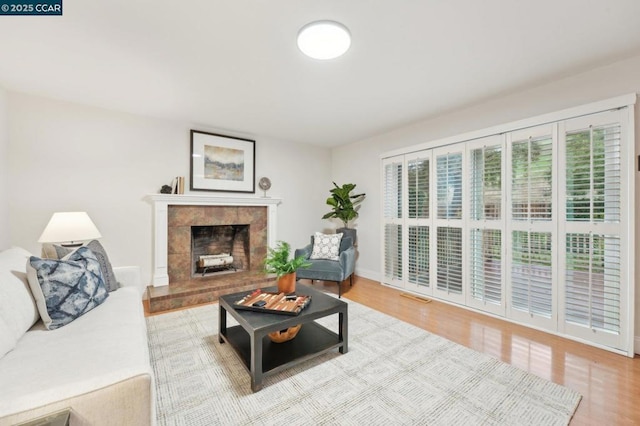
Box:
[322, 182, 366, 244]
[264, 240, 311, 293]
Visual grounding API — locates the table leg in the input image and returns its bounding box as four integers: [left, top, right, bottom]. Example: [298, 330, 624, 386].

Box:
[218, 305, 227, 344]
[339, 307, 348, 354]
[250, 332, 264, 392]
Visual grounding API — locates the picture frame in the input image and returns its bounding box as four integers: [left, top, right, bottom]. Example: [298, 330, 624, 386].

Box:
[190, 130, 256, 193]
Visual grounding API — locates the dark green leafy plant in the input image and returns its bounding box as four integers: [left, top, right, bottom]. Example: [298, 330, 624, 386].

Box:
[264, 241, 311, 278]
[322, 182, 366, 228]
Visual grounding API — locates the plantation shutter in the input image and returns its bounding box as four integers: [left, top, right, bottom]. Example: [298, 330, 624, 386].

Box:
[470, 229, 501, 304]
[384, 224, 403, 283]
[565, 121, 621, 223]
[436, 226, 462, 294]
[407, 154, 431, 290]
[383, 157, 404, 286]
[437, 153, 462, 220]
[511, 136, 553, 221]
[511, 230, 553, 317]
[434, 149, 464, 302]
[565, 233, 620, 332]
[508, 125, 556, 328]
[560, 111, 627, 349]
[468, 137, 504, 314]
[470, 145, 502, 221]
[408, 226, 429, 287]
[408, 156, 429, 219]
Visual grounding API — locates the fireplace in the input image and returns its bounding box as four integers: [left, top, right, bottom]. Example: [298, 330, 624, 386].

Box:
[146, 194, 282, 312]
[147, 194, 281, 286]
[191, 224, 250, 276]
[166, 204, 269, 283]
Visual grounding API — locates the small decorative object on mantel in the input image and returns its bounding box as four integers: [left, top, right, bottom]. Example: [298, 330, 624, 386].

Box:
[171, 176, 185, 194]
[160, 185, 172, 194]
[264, 240, 311, 294]
[258, 176, 271, 197]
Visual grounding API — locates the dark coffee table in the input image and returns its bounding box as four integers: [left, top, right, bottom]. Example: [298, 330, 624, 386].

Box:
[218, 283, 348, 392]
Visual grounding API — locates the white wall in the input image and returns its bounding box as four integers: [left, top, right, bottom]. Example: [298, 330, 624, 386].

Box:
[0, 86, 8, 250]
[332, 53, 640, 346]
[7, 92, 331, 284]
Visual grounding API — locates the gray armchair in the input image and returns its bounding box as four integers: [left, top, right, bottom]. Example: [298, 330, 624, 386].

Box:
[294, 235, 356, 298]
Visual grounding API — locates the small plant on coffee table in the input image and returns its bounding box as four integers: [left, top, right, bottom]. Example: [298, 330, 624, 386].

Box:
[264, 241, 311, 294]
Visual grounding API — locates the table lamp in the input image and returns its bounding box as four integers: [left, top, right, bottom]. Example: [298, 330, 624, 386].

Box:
[38, 212, 102, 247]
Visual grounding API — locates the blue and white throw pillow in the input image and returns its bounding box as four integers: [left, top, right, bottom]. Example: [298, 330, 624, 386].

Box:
[310, 232, 343, 261]
[26, 247, 109, 330]
[41, 240, 119, 292]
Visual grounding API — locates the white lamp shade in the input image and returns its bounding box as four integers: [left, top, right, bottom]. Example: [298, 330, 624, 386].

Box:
[38, 212, 102, 244]
[297, 21, 351, 60]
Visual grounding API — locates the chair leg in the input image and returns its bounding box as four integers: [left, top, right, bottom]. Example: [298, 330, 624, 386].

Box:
[350, 274, 353, 287]
[337, 281, 341, 298]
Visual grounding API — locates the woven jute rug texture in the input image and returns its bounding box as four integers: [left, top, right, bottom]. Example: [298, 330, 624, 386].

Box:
[147, 298, 581, 426]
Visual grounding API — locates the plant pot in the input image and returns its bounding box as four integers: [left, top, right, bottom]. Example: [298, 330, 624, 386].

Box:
[277, 272, 296, 294]
[337, 227, 357, 246]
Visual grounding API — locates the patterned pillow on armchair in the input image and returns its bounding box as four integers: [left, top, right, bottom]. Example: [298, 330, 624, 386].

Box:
[310, 232, 344, 261]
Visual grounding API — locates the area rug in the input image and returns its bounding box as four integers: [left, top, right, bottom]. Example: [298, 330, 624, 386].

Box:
[146, 299, 581, 426]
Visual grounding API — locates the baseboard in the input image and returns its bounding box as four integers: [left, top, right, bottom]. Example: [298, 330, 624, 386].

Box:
[354, 267, 379, 282]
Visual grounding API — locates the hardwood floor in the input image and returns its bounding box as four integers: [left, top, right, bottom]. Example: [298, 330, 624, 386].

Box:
[145, 276, 640, 425]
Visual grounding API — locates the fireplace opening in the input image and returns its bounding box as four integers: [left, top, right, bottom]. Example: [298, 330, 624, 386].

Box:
[191, 225, 250, 277]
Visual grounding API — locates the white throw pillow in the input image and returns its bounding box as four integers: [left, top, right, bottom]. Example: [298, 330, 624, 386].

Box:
[310, 232, 343, 261]
[0, 247, 40, 348]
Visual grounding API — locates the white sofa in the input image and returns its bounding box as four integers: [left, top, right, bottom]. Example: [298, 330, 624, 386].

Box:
[0, 247, 154, 426]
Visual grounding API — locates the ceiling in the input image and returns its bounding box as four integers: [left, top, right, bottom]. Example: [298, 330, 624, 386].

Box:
[1, 1, 640, 147]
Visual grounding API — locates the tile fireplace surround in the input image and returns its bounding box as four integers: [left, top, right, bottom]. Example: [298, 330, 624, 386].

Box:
[146, 194, 282, 312]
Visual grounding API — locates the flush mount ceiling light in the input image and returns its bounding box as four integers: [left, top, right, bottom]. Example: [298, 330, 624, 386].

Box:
[297, 20, 351, 60]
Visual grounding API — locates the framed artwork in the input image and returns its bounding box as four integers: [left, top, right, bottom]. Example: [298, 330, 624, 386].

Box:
[190, 130, 256, 193]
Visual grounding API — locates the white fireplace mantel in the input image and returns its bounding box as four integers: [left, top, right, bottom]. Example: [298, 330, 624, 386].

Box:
[146, 194, 282, 287]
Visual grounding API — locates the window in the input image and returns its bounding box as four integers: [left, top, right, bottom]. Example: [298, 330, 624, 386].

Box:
[470, 145, 502, 220]
[384, 159, 403, 220]
[437, 153, 462, 219]
[565, 123, 621, 222]
[560, 112, 626, 349]
[381, 97, 634, 355]
[565, 233, 620, 333]
[436, 226, 462, 294]
[408, 226, 429, 287]
[468, 138, 504, 314]
[407, 154, 430, 288]
[383, 157, 404, 285]
[469, 229, 501, 305]
[384, 224, 402, 282]
[408, 157, 429, 219]
[434, 149, 464, 302]
[511, 230, 553, 317]
[511, 135, 553, 221]
[508, 125, 556, 327]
